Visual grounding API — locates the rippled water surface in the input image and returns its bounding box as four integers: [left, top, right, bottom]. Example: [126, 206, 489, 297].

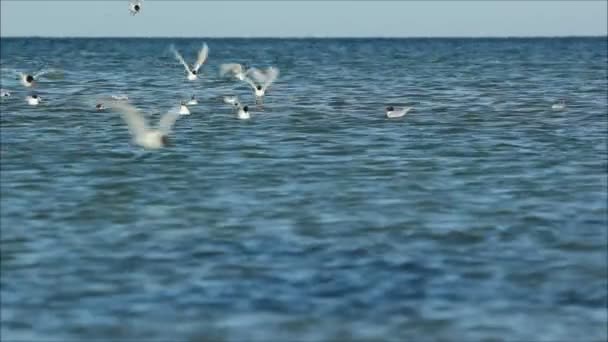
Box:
[1, 38, 607, 341]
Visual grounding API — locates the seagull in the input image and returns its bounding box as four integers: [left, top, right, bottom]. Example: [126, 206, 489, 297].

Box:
[18, 69, 61, 88]
[129, 0, 143, 15]
[104, 99, 182, 150]
[26, 95, 41, 106]
[236, 105, 250, 120]
[551, 99, 566, 110]
[0, 89, 10, 97]
[171, 43, 209, 81]
[244, 67, 279, 102]
[179, 102, 190, 115]
[96, 103, 105, 111]
[219, 63, 248, 81]
[21, 73, 36, 87]
[385, 106, 412, 118]
[223, 96, 250, 120]
[186, 95, 198, 105]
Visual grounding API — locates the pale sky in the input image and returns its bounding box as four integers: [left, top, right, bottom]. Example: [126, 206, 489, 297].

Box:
[1, 1, 607, 37]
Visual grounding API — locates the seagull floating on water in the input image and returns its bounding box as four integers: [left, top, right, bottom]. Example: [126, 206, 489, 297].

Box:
[0, 89, 10, 97]
[244, 67, 279, 102]
[220, 63, 248, 81]
[26, 95, 41, 106]
[187, 95, 198, 105]
[96, 103, 105, 111]
[551, 99, 566, 110]
[236, 105, 250, 120]
[171, 43, 209, 81]
[129, 0, 143, 15]
[224, 96, 250, 120]
[104, 99, 182, 150]
[179, 102, 190, 115]
[385, 106, 412, 118]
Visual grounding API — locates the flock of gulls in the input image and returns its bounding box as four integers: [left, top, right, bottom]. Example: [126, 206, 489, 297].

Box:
[1, 39, 282, 149]
[0, 0, 569, 150]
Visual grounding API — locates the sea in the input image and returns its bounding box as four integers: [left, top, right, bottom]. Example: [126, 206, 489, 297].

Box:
[1, 37, 607, 341]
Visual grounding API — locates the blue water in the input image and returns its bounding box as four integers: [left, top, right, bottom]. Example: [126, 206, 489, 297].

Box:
[1, 37, 607, 341]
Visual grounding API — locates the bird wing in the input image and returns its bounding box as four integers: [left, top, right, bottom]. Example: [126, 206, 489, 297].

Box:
[223, 96, 240, 106]
[246, 67, 280, 90]
[193, 43, 209, 72]
[390, 107, 413, 118]
[105, 99, 149, 138]
[262, 67, 279, 90]
[158, 107, 182, 135]
[246, 67, 265, 84]
[33, 69, 63, 80]
[401, 107, 413, 115]
[19, 73, 29, 86]
[170, 45, 191, 73]
[219, 63, 242, 77]
[242, 74, 258, 90]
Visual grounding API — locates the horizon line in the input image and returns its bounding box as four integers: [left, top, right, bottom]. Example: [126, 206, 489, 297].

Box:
[1, 35, 607, 39]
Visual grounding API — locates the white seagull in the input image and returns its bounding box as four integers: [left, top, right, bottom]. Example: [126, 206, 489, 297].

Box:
[0, 89, 10, 97]
[219, 63, 248, 81]
[224, 96, 250, 120]
[171, 43, 209, 81]
[236, 105, 250, 120]
[551, 99, 566, 110]
[129, 0, 143, 15]
[26, 95, 41, 106]
[385, 106, 413, 118]
[244, 67, 279, 101]
[105, 99, 182, 150]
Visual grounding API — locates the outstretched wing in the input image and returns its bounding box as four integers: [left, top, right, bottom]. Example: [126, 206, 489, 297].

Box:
[246, 67, 265, 84]
[104, 98, 149, 138]
[219, 63, 243, 77]
[170, 45, 191, 73]
[223, 96, 240, 107]
[192, 43, 209, 72]
[19, 73, 30, 87]
[262, 67, 279, 90]
[158, 107, 181, 135]
[243, 76, 258, 91]
[34, 69, 64, 80]
[246, 67, 279, 90]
